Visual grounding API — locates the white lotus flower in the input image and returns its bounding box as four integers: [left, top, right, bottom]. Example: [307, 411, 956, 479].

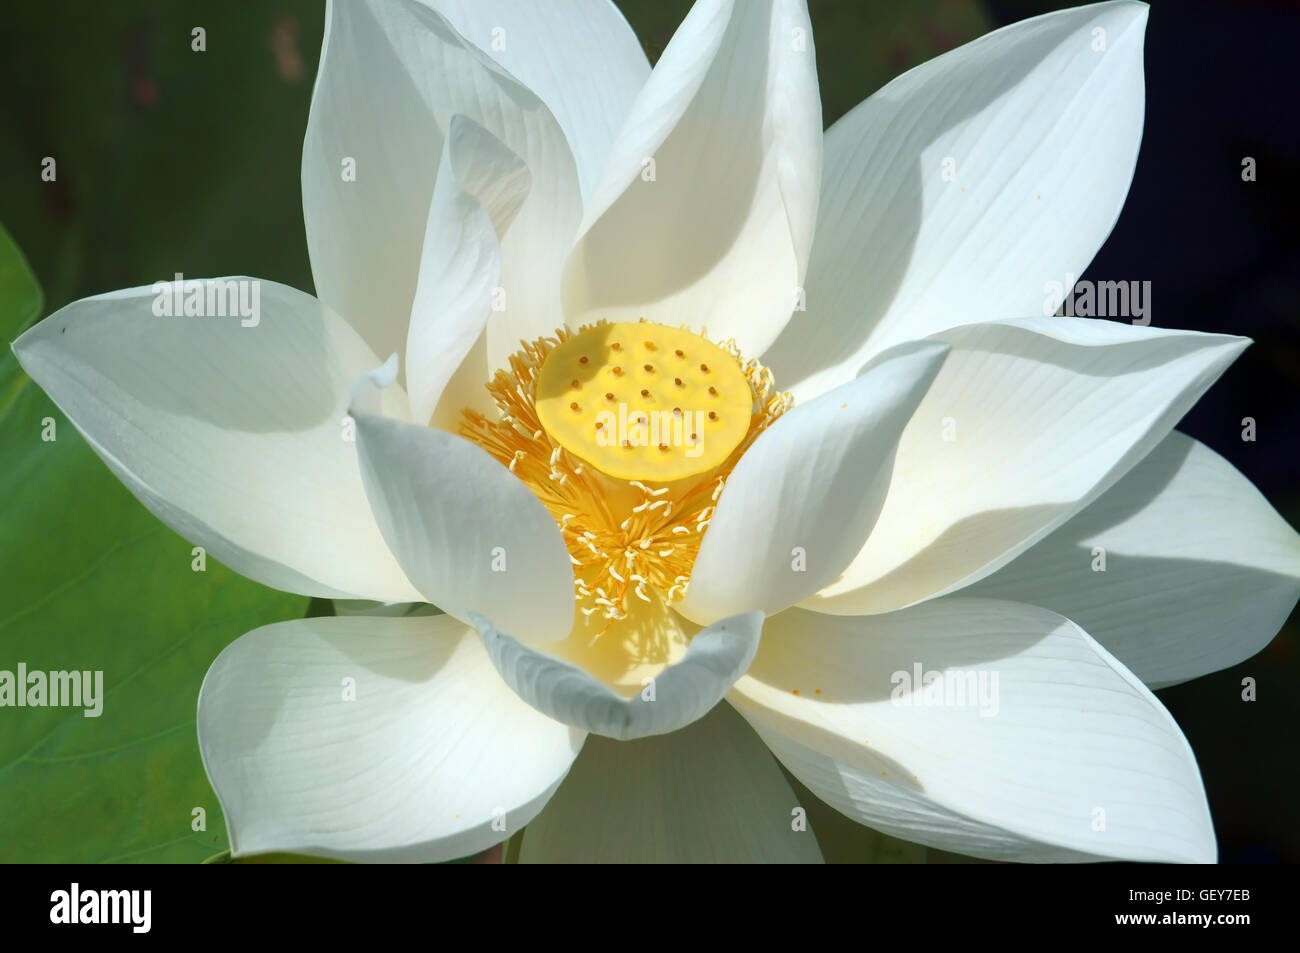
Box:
[14, 0, 1300, 864]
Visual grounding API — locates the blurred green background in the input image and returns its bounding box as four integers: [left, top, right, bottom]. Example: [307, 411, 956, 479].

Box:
[0, 0, 1295, 863]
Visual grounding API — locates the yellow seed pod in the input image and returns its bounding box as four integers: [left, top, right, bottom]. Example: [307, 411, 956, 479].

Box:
[535, 322, 754, 482]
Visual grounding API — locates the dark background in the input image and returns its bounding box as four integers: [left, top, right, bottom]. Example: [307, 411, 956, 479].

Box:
[1, 0, 1295, 862]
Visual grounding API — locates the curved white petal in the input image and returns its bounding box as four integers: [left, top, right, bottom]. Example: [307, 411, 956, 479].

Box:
[12, 280, 419, 602]
[767, 0, 1148, 401]
[520, 701, 822, 862]
[678, 340, 949, 625]
[731, 600, 1216, 863]
[406, 115, 531, 428]
[805, 318, 1247, 616]
[562, 0, 821, 357]
[473, 609, 763, 740]
[351, 409, 575, 643]
[198, 614, 583, 863]
[967, 431, 1300, 688]
[418, 0, 650, 201]
[303, 0, 581, 375]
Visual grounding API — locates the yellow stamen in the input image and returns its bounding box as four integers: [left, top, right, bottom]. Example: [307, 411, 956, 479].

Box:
[459, 321, 790, 633]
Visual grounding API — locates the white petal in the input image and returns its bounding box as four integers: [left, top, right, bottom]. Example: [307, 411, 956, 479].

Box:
[473, 609, 763, 740]
[198, 614, 583, 863]
[303, 0, 581, 374]
[767, 1, 1148, 400]
[679, 340, 948, 625]
[418, 0, 650, 201]
[12, 280, 419, 602]
[520, 701, 822, 862]
[351, 409, 575, 643]
[406, 115, 531, 428]
[562, 0, 821, 357]
[730, 600, 1216, 863]
[805, 318, 1247, 615]
[967, 431, 1300, 688]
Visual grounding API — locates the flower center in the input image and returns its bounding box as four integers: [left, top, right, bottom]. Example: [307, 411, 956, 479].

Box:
[459, 320, 789, 633]
[533, 322, 754, 481]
